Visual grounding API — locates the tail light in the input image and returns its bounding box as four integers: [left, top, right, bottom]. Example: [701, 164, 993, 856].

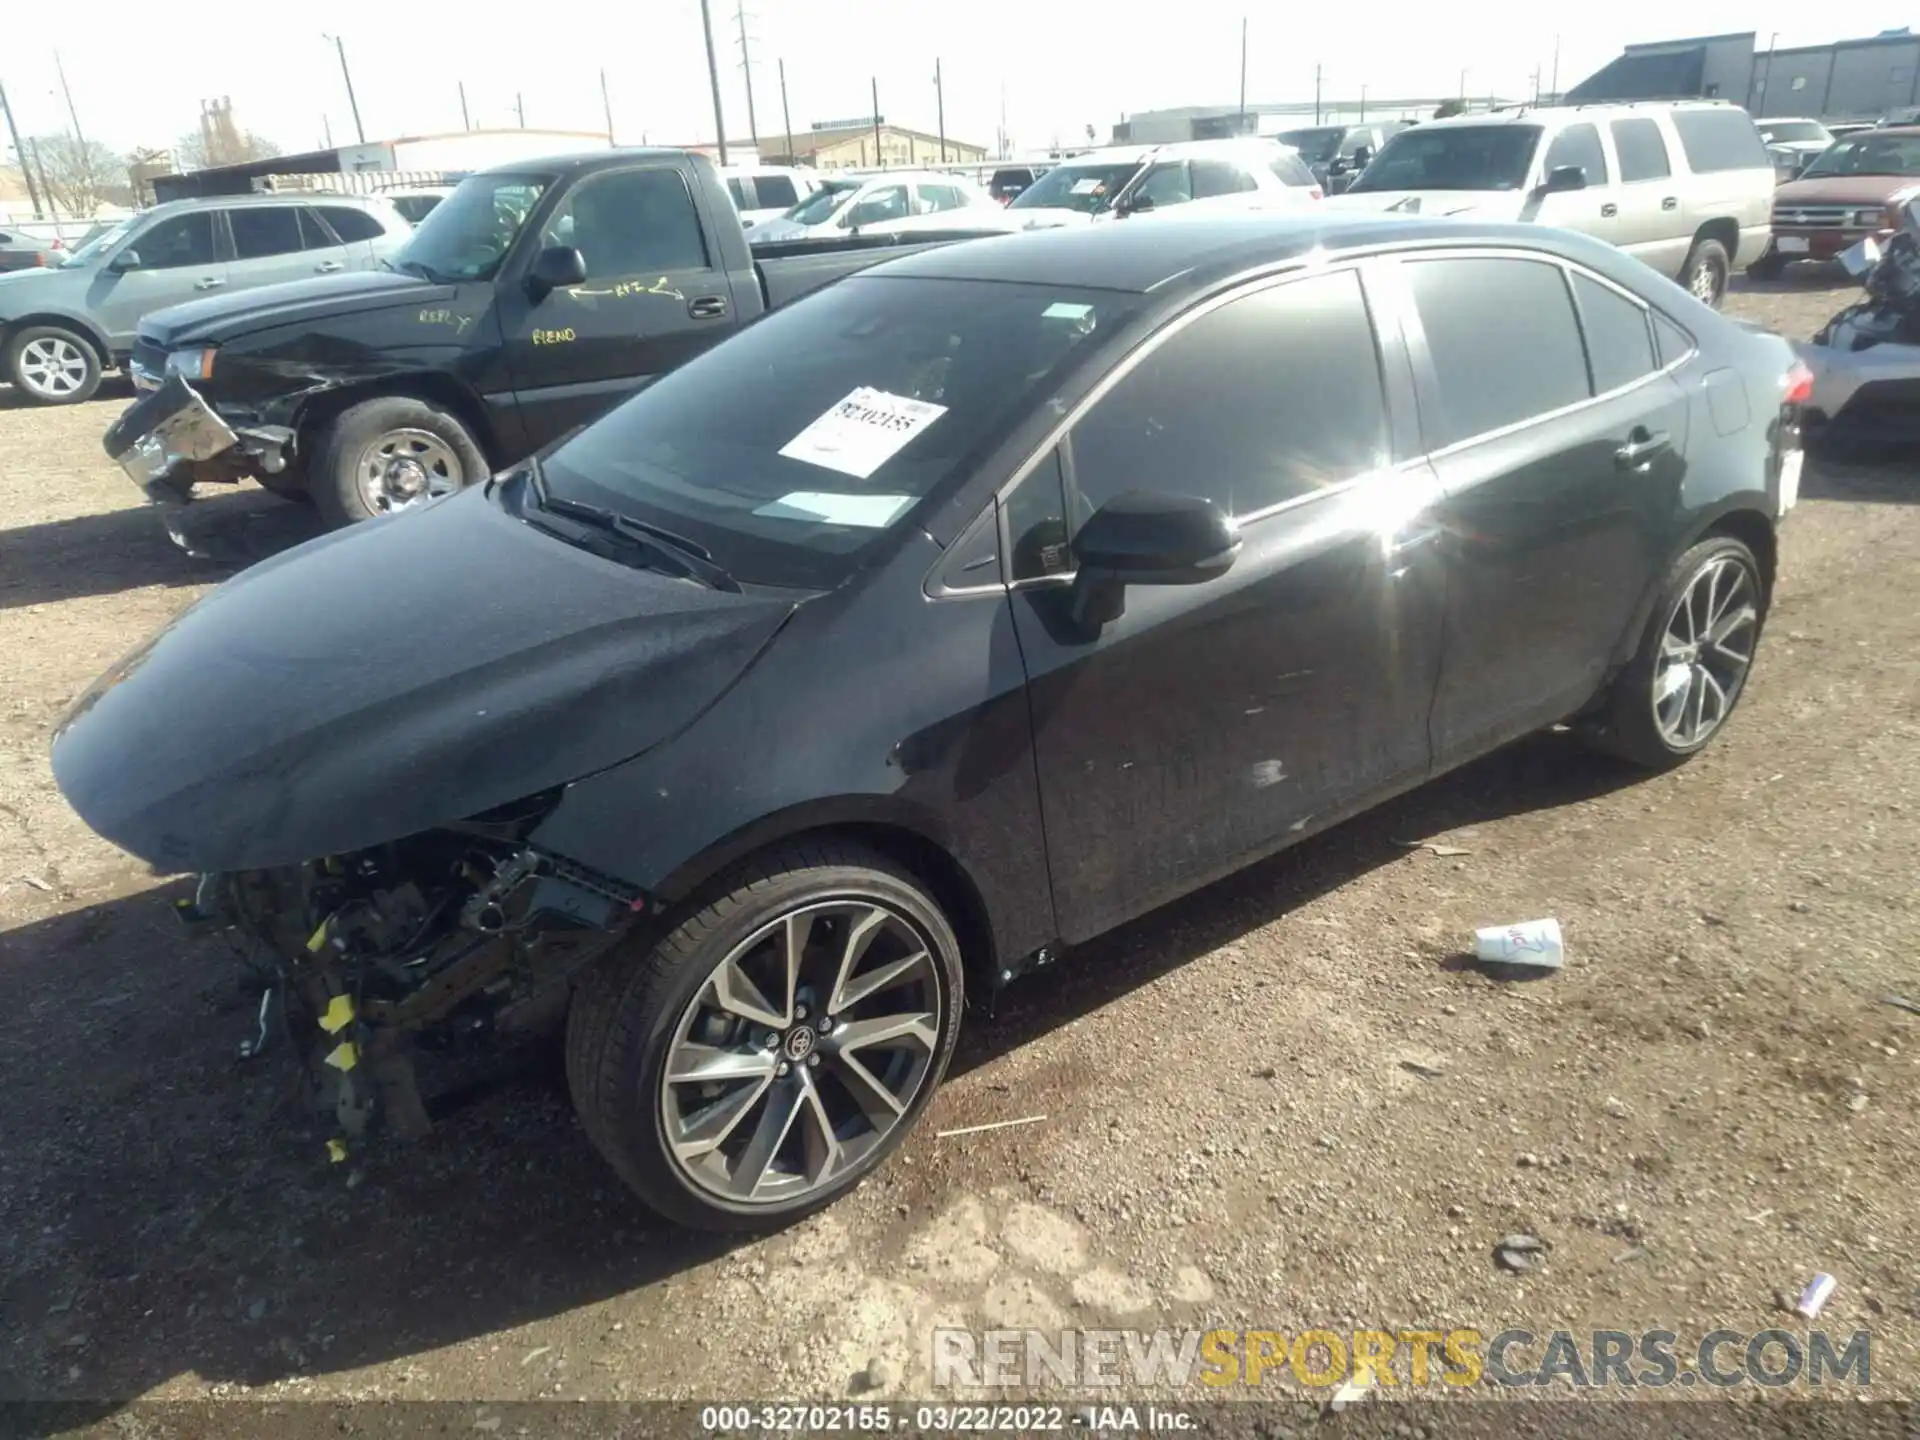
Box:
[1309, 186, 1324, 201]
[1783, 359, 1814, 407]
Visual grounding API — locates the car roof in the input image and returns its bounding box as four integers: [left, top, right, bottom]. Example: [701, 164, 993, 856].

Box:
[1050, 139, 1291, 166]
[144, 192, 389, 218]
[865, 211, 1636, 295]
[1412, 100, 1745, 130]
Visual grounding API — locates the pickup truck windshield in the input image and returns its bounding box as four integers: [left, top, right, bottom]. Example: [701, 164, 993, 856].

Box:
[393, 172, 550, 282]
[785, 180, 861, 225]
[538, 275, 1137, 590]
[1009, 163, 1144, 214]
[1801, 133, 1920, 178]
[1346, 125, 1543, 192]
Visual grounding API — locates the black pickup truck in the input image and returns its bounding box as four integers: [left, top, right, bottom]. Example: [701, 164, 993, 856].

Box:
[105, 149, 1001, 547]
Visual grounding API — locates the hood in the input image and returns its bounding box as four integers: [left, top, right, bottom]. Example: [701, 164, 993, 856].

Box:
[1774, 174, 1920, 207]
[52, 485, 798, 873]
[139, 270, 450, 348]
[1005, 207, 1096, 230]
[1321, 189, 1520, 219]
[748, 216, 816, 242]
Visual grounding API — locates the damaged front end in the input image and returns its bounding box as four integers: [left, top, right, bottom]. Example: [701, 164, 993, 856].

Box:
[187, 793, 643, 1152]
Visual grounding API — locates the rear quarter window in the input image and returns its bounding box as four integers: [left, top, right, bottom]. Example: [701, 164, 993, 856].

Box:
[1670, 109, 1770, 173]
[1269, 151, 1316, 186]
[317, 206, 387, 242]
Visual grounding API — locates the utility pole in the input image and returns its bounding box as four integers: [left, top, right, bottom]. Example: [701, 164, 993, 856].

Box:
[601, 68, 615, 143]
[1238, 20, 1248, 132]
[1459, 68, 1468, 101]
[779, 58, 793, 166]
[53, 50, 88, 154]
[28, 138, 55, 219]
[1001, 82, 1009, 160]
[459, 81, 470, 131]
[1549, 34, 1560, 101]
[516, 92, 525, 127]
[934, 59, 947, 162]
[322, 114, 333, 148]
[0, 79, 44, 218]
[697, 0, 729, 166]
[1359, 84, 1368, 121]
[322, 35, 365, 143]
[871, 79, 883, 168]
[734, 0, 760, 154]
[1314, 63, 1323, 123]
[1531, 65, 1541, 104]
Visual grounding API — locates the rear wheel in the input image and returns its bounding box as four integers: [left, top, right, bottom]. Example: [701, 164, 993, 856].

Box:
[309, 396, 487, 529]
[1680, 237, 1731, 308]
[1583, 536, 1767, 769]
[5, 324, 101, 405]
[567, 840, 965, 1230]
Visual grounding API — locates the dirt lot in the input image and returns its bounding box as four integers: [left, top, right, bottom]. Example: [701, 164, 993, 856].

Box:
[1, 275, 1916, 1423]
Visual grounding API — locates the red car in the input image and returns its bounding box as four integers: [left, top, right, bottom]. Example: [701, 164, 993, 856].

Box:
[1754, 126, 1920, 278]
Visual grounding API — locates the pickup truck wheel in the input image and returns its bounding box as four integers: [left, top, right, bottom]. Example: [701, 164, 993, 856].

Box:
[1680, 237, 1731, 307]
[310, 397, 487, 528]
[5, 325, 101, 405]
[567, 840, 964, 1231]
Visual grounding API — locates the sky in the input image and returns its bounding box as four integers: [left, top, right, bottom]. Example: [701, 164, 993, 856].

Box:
[4, 0, 1916, 163]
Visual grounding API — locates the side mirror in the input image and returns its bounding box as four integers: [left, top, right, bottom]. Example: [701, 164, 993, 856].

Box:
[527, 245, 587, 297]
[1539, 164, 1587, 195]
[1352, 146, 1373, 168]
[108, 248, 142, 272]
[1118, 193, 1155, 218]
[1066, 490, 1240, 630]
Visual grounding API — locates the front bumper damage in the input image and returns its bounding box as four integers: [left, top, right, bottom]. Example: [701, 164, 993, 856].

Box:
[103, 375, 294, 556]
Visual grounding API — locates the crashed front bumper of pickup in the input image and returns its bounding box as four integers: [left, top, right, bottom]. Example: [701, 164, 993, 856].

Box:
[102, 375, 292, 554]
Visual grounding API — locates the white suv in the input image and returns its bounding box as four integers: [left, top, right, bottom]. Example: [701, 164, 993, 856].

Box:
[1325, 102, 1774, 307]
[1001, 140, 1322, 229]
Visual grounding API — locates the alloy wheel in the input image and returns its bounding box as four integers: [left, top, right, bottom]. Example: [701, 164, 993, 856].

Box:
[1651, 553, 1758, 748]
[659, 898, 944, 1207]
[1688, 258, 1723, 305]
[353, 427, 464, 514]
[17, 336, 89, 400]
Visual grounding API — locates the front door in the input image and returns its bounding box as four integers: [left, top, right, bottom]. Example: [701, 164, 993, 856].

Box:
[1006, 266, 1446, 944]
[87, 209, 227, 351]
[500, 163, 740, 449]
[1395, 251, 1688, 768]
[1530, 121, 1619, 246]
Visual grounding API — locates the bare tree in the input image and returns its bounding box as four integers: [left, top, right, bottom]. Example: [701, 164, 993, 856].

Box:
[26, 134, 131, 216]
[174, 126, 281, 171]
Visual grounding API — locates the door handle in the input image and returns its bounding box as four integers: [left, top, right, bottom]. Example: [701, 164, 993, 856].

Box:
[688, 295, 728, 319]
[1661, 196, 1679, 211]
[314, 260, 344, 273]
[1600, 202, 1618, 218]
[1614, 428, 1672, 470]
[194, 277, 224, 290]
[1386, 524, 1443, 557]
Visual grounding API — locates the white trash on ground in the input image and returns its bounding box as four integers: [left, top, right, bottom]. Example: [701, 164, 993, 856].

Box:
[1474, 918, 1565, 970]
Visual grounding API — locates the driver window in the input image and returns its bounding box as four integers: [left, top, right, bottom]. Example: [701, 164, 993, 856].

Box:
[1131, 163, 1193, 208]
[538, 168, 709, 279]
[1543, 123, 1609, 186]
[848, 184, 910, 226]
[130, 213, 217, 269]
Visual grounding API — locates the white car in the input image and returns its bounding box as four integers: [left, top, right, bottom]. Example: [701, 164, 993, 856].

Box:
[1000, 140, 1322, 229]
[1323, 101, 1775, 307]
[747, 171, 1006, 241]
[1757, 117, 1836, 178]
[720, 166, 824, 229]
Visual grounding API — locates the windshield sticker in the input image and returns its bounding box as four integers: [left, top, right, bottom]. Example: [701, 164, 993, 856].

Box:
[753, 491, 918, 528]
[777, 386, 948, 480]
[1070, 177, 1107, 195]
[1042, 301, 1095, 321]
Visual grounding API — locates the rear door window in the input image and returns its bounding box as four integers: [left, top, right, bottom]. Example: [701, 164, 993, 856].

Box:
[1544, 123, 1610, 185]
[297, 209, 340, 249]
[317, 205, 386, 242]
[1670, 108, 1770, 173]
[726, 177, 754, 210]
[1269, 151, 1317, 186]
[1610, 118, 1672, 182]
[228, 206, 307, 260]
[1191, 159, 1258, 197]
[1570, 271, 1657, 393]
[756, 174, 798, 208]
[1406, 255, 1590, 448]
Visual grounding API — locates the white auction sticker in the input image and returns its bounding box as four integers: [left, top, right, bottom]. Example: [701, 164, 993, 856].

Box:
[777, 386, 948, 480]
[752, 491, 918, 528]
[1070, 177, 1106, 195]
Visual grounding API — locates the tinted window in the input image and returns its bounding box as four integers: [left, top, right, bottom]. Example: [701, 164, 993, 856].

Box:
[757, 174, 798, 208]
[1670, 109, 1769, 173]
[845, 184, 911, 226]
[132, 212, 217, 269]
[1132, 162, 1192, 208]
[228, 207, 306, 260]
[1654, 313, 1694, 367]
[319, 205, 386, 242]
[1610, 118, 1672, 182]
[1069, 270, 1389, 524]
[1191, 159, 1257, 197]
[916, 183, 965, 212]
[1269, 151, 1316, 187]
[1407, 256, 1588, 447]
[1543, 123, 1609, 185]
[1571, 272, 1656, 393]
[726, 178, 753, 209]
[1348, 125, 1543, 192]
[540, 167, 708, 276]
[297, 209, 336, 250]
[1010, 163, 1141, 214]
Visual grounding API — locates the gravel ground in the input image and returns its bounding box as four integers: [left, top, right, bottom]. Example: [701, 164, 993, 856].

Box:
[0, 272, 1915, 1429]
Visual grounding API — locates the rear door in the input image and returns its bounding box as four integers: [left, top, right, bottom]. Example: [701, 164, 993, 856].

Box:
[1399, 250, 1687, 768]
[1188, 158, 1263, 212]
[224, 204, 346, 291]
[498, 162, 739, 448]
[88, 209, 227, 350]
[312, 202, 391, 269]
[1607, 117, 1689, 276]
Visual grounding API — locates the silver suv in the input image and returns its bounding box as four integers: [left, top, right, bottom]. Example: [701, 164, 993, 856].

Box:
[0, 193, 409, 405]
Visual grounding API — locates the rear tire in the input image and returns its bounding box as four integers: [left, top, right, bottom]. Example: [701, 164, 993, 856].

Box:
[1680, 237, 1731, 308]
[567, 839, 965, 1231]
[1583, 535, 1767, 770]
[5, 324, 101, 405]
[309, 396, 487, 529]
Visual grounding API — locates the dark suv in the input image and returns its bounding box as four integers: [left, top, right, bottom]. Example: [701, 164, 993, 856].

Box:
[987, 165, 1048, 204]
[1275, 122, 1410, 193]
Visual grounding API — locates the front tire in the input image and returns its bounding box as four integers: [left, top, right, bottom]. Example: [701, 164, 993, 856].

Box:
[309, 396, 487, 529]
[1584, 535, 1767, 769]
[5, 324, 101, 405]
[1680, 237, 1731, 308]
[568, 840, 965, 1231]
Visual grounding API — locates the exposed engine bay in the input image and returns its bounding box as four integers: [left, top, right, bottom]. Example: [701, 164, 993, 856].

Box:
[182, 793, 641, 1153]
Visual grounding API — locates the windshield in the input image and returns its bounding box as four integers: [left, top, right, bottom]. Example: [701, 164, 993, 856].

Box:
[1802, 133, 1920, 178]
[1277, 128, 1345, 164]
[538, 276, 1135, 590]
[393, 172, 549, 282]
[58, 217, 138, 269]
[1761, 121, 1829, 144]
[785, 180, 860, 225]
[1010, 162, 1144, 214]
[1347, 125, 1543, 193]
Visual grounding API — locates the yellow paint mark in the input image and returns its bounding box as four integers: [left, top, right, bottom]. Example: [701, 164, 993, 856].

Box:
[532, 327, 578, 346]
[324, 1041, 359, 1072]
[306, 917, 331, 953]
[326, 1138, 348, 1164]
[568, 275, 686, 301]
[318, 993, 355, 1034]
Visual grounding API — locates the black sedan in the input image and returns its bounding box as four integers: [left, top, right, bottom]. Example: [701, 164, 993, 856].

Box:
[52, 213, 1808, 1230]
